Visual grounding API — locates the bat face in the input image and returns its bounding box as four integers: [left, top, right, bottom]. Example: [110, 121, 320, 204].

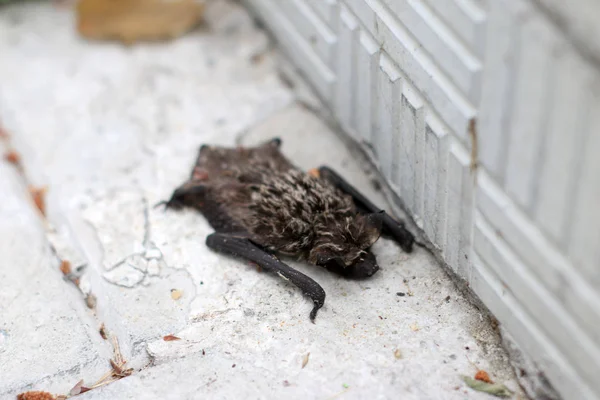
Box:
[322, 251, 380, 279]
[164, 137, 415, 321]
[308, 210, 385, 278]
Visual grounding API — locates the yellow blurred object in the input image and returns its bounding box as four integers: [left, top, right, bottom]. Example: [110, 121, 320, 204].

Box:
[76, 0, 204, 45]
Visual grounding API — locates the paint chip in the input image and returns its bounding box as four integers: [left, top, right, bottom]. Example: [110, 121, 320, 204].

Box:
[301, 352, 310, 368]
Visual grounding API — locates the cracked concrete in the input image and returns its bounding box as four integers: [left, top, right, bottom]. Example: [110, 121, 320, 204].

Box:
[0, 143, 111, 397]
[1, 0, 527, 399]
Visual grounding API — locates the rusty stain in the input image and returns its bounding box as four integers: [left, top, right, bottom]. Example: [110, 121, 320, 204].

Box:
[4, 150, 21, 166]
[468, 118, 478, 173]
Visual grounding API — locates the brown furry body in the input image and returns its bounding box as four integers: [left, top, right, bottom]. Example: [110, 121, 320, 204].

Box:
[172, 139, 382, 268]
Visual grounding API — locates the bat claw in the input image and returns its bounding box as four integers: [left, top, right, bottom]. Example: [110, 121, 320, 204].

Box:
[309, 298, 324, 323]
[153, 200, 169, 210]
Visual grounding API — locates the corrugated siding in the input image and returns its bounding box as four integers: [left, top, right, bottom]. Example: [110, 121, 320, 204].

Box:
[243, 0, 600, 398]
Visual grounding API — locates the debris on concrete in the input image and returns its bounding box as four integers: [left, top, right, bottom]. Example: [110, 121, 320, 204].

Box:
[69, 380, 91, 396]
[394, 349, 403, 359]
[59, 260, 72, 276]
[16, 391, 57, 400]
[475, 369, 493, 383]
[99, 324, 108, 340]
[4, 149, 20, 165]
[85, 293, 97, 310]
[463, 375, 513, 398]
[301, 353, 310, 369]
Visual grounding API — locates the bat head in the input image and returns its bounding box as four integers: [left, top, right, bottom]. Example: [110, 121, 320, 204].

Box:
[309, 211, 384, 278]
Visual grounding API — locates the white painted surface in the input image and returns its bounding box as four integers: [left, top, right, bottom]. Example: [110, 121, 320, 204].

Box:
[244, 0, 600, 398]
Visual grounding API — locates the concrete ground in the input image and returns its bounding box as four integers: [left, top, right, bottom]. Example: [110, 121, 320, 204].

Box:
[0, 1, 526, 399]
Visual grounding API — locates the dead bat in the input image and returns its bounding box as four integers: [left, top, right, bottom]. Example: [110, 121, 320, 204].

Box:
[162, 138, 415, 321]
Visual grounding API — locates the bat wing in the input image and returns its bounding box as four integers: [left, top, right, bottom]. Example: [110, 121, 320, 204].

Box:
[190, 137, 294, 184]
[165, 138, 295, 233]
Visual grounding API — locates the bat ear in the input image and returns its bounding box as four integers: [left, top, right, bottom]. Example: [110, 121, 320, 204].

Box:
[266, 137, 282, 147]
[359, 211, 384, 248]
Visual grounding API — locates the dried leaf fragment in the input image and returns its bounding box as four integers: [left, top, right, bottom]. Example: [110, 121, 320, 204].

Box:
[69, 379, 91, 395]
[29, 186, 48, 216]
[462, 376, 513, 398]
[76, 0, 204, 45]
[17, 391, 56, 400]
[163, 334, 181, 341]
[170, 288, 183, 300]
[475, 370, 493, 384]
[301, 352, 310, 368]
[110, 359, 133, 377]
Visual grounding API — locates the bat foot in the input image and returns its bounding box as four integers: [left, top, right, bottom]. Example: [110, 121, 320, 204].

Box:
[206, 232, 326, 323]
[309, 300, 323, 323]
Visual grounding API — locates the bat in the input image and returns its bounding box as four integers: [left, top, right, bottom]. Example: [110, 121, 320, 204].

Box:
[162, 138, 415, 322]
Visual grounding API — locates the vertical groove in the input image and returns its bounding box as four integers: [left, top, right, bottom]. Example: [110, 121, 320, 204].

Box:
[355, 31, 379, 145]
[413, 92, 426, 226]
[563, 96, 591, 249]
[495, 19, 520, 186]
[528, 52, 557, 215]
[348, 25, 359, 132]
[397, 87, 422, 214]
